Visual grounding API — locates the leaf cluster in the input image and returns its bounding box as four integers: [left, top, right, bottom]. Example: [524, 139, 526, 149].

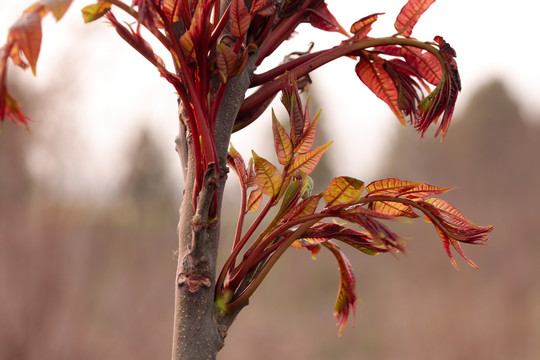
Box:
[216, 75, 492, 334]
[0, 0, 494, 336]
[3, 0, 460, 203]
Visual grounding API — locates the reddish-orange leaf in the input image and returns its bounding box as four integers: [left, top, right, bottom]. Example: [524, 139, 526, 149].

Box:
[271, 110, 293, 165]
[394, 0, 436, 37]
[0, 90, 32, 128]
[180, 30, 196, 63]
[285, 194, 322, 221]
[355, 56, 404, 126]
[245, 158, 255, 187]
[450, 239, 479, 269]
[81, 1, 111, 23]
[425, 197, 480, 230]
[250, 0, 276, 16]
[366, 178, 419, 197]
[323, 176, 365, 207]
[230, 0, 251, 38]
[281, 72, 304, 143]
[9, 10, 43, 75]
[350, 13, 382, 40]
[423, 197, 492, 268]
[162, 0, 184, 23]
[402, 183, 454, 198]
[366, 178, 453, 200]
[307, 2, 348, 37]
[42, 0, 73, 21]
[252, 151, 282, 197]
[323, 241, 356, 336]
[291, 239, 322, 259]
[432, 225, 458, 269]
[231, 43, 257, 78]
[246, 188, 263, 213]
[370, 200, 418, 218]
[216, 43, 238, 83]
[227, 144, 247, 186]
[288, 141, 332, 177]
[401, 46, 441, 85]
[294, 109, 321, 155]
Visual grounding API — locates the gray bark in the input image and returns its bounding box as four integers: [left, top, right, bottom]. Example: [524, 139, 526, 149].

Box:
[171, 51, 259, 360]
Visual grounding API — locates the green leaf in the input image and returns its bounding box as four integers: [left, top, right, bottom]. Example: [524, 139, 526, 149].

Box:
[81, 1, 111, 23]
[252, 151, 282, 197]
[276, 179, 302, 218]
[323, 176, 364, 207]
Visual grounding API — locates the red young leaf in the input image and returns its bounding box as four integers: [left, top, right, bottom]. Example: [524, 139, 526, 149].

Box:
[394, 0, 436, 37]
[350, 13, 382, 40]
[246, 188, 263, 213]
[232, 43, 258, 78]
[162, 0, 184, 23]
[294, 109, 321, 155]
[323, 241, 357, 336]
[422, 197, 492, 268]
[366, 178, 418, 196]
[323, 176, 365, 207]
[252, 151, 282, 197]
[307, 2, 348, 37]
[180, 30, 196, 63]
[288, 142, 332, 177]
[246, 157, 256, 188]
[366, 178, 453, 199]
[227, 144, 247, 187]
[106, 13, 166, 70]
[230, 0, 251, 38]
[283, 194, 322, 221]
[370, 200, 418, 218]
[353, 212, 404, 251]
[401, 46, 441, 85]
[302, 222, 389, 256]
[355, 56, 404, 126]
[9, 10, 43, 75]
[0, 88, 32, 128]
[416, 36, 461, 140]
[216, 43, 238, 83]
[271, 110, 293, 165]
[250, 0, 276, 16]
[42, 0, 73, 21]
[291, 238, 322, 259]
[281, 72, 304, 143]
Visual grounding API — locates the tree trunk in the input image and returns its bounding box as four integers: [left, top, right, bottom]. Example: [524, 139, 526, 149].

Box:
[171, 52, 258, 360]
